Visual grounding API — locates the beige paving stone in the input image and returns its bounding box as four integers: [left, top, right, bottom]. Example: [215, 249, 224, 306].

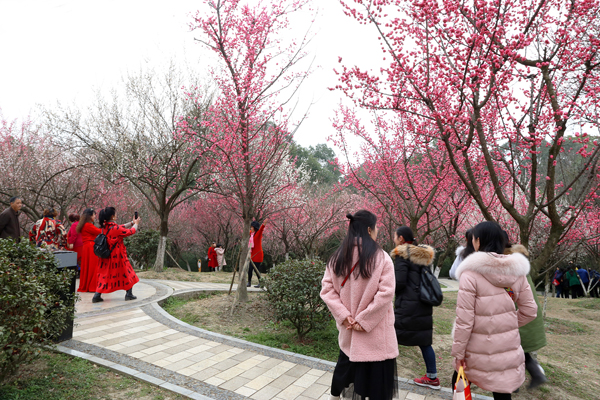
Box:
[235, 386, 257, 397]
[263, 363, 294, 379]
[270, 374, 297, 390]
[315, 371, 333, 386]
[203, 340, 221, 348]
[142, 344, 170, 355]
[186, 338, 211, 347]
[188, 352, 215, 363]
[154, 359, 173, 368]
[207, 344, 233, 354]
[142, 337, 170, 348]
[406, 393, 425, 400]
[140, 351, 171, 363]
[205, 376, 225, 386]
[82, 336, 109, 345]
[164, 351, 196, 363]
[294, 373, 320, 388]
[105, 343, 126, 351]
[215, 367, 244, 381]
[251, 354, 269, 362]
[162, 331, 190, 341]
[317, 394, 331, 400]
[285, 364, 311, 378]
[240, 366, 268, 380]
[211, 358, 239, 372]
[236, 357, 265, 370]
[117, 337, 148, 347]
[276, 384, 306, 399]
[396, 389, 409, 399]
[250, 385, 282, 400]
[257, 358, 282, 370]
[231, 351, 256, 362]
[143, 325, 171, 334]
[165, 358, 196, 372]
[191, 367, 220, 381]
[97, 337, 130, 347]
[219, 376, 251, 391]
[300, 383, 328, 399]
[423, 396, 445, 400]
[175, 367, 198, 377]
[306, 368, 326, 377]
[187, 344, 213, 355]
[128, 351, 148, 358]
[120, 344, 150, 355]
[246, 375, 275, 391]
[207, 350, 235, 363]
[227, 347, 245, 355]
[189, 359, 218, 371]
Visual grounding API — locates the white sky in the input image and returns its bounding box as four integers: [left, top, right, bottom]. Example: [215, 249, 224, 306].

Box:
[0, 0, 384, 150]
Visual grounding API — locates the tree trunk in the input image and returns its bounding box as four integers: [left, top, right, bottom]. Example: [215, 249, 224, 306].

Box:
[153, 217, 169, 272]
[236, 219, 252, 302]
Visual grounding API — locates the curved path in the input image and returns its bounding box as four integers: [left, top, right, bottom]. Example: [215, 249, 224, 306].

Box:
[57, 278, 488, 400]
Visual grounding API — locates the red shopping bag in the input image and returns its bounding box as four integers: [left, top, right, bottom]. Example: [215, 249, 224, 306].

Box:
[453, 366, 472, 400]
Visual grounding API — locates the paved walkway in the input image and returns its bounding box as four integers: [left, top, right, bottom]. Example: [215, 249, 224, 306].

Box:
[57, 277, 487, 400]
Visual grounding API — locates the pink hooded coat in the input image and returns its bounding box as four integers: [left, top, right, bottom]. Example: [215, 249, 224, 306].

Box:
[452, 252, 538, 393]
[321, 248, 399, 362]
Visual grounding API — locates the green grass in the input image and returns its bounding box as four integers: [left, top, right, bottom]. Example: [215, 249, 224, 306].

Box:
[162, 293, 218, 325]
[0, 351, 183, 400]
[575, 298, 600, 310]
[544, 317, 590, 335]
[433, 318, 453, 335]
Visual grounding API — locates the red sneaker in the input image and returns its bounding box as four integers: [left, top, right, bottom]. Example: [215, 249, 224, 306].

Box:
[414, 375, 441, 390]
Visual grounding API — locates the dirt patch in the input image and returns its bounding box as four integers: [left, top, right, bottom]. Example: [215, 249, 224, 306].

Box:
[138, 268, 234, 284]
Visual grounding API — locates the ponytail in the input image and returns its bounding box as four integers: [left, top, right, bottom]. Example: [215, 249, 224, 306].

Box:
[98, 206, 116, 228]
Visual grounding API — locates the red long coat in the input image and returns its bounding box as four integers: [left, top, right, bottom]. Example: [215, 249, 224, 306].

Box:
[77, 223, 101, 292]
[96, 222, 139, 293]
[207, 246, 218, 268]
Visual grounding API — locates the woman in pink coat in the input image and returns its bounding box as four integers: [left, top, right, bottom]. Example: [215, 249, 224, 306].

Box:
[321, 210, 398, 400]
[452, 221, 537, 399]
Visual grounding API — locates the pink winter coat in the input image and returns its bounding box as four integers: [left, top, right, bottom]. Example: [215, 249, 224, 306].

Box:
[321, 248, 398, 362]
[452, 251, 538, 393]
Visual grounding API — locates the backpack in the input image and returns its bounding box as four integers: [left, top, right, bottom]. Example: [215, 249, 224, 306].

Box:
[408, 245, 444, 306]
[94, 226, 117, 259]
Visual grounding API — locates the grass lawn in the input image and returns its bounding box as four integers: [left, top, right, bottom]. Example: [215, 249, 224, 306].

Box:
[137, 268, 234, 284]
[163, 290, 600, 400]
[0, 351, 184, 400]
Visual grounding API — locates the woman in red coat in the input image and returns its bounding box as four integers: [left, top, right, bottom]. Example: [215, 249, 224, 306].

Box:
[207, 242, 218, 272]
[77, 209, 101, 292]
[92, 206, 140, 303]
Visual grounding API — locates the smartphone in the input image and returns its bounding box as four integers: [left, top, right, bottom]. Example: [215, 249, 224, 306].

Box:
[134, 211, 138, 219]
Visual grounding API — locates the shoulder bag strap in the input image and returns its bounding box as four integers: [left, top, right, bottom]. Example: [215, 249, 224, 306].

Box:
[341, 260, 360, 287]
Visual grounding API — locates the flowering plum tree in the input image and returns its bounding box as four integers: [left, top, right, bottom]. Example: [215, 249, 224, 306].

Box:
[185, 0, 313, 300]
[336, 0, 600, 273]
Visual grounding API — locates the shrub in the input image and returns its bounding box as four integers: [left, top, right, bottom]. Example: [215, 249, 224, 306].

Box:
[262, 259, 331, 340]
[0, 239, 77, 383]
[124, 229, 162, 269]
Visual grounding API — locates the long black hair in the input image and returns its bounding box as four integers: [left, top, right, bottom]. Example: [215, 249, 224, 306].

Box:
[98, 207, 116, 228]
[460, 229, 475, 259]
[471, 221, 506, 254]
[329, 210, 380, 279]
[76, 208, 95, 233]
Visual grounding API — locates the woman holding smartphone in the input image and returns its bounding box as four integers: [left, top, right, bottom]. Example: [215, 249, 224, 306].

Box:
[92, 207, 140, 303]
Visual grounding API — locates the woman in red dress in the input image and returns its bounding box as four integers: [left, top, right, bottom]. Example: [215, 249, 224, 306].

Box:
[77, 209, 101, 292]
[92, 207, 140, 303]
[67, 213, 84, 264]
[207, 242, 218, 272]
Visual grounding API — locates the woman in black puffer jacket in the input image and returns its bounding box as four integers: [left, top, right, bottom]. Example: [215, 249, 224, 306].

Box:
[390, 226, 439, 390]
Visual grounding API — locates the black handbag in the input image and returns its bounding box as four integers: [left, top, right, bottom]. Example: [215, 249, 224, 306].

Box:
[408, 245, 443, 306]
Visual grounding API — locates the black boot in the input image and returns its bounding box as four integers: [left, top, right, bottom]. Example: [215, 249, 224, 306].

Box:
[526, 355, 548, 389]
[125, 289, 137, 301]
[92, 292, 103, 303]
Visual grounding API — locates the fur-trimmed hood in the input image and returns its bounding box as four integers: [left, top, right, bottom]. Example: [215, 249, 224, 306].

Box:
[390, 244, 435, 266]
[504, 244, 529, 258]
[456, 251, 530, 288]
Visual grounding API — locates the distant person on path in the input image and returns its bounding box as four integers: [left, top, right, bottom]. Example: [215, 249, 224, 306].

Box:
[452, 221, 537, 400]
[565, 266, 580, 299]
[390, 226, 440, 390]
[248, 220, 266, 287]
[77, 208, 101, 293]
[207, 242, 218, 272]
[449, 230, 473, 280]
[29, 207, 67, 250]
[0, 196, 23, 242]
[321, 210, 398, 400]
[553, 267, 564, 298]
[576, 265, 589, 297]
[589, 269, 600, 298]
[504, 236, 548, 389]
[67, 213, 84, 264]
[92, 207, 140, 303]
[215, 243, 226, 272]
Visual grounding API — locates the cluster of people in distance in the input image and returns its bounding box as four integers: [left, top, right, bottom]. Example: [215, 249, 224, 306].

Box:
[204, 242, 227, 272]
[0, 197, 141, 304]
[321, 210, 545, 400]
[553, 262, 600, 299]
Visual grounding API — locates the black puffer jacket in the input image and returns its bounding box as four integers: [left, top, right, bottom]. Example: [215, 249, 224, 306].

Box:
[390, 243, 435, 347]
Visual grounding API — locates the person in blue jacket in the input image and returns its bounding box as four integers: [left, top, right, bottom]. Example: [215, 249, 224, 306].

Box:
[576, 265, 590, 297]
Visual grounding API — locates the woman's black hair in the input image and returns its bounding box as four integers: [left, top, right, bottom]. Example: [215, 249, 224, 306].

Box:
[471, 221, 506, 254]
[250, 221, 261, 231]
[329, 210, 380, 279]
[98, 207, 116, 228]
[395, 226, 417, 245]
[502, 230, 512, 249]
[460, 229, 475, 259]
[76, 208, 95, 233]
[43, 207, 58, 218]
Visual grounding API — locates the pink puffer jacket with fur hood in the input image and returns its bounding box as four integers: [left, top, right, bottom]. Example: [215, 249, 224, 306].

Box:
[452, 251, 537, 393]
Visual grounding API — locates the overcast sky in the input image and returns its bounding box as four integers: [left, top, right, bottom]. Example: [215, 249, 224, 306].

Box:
[0, 0, 384, 150]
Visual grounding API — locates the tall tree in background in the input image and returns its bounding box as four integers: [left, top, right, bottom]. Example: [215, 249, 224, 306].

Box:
[45, 65, 213, 271]
[337, 0, 600, 274]
[186, 0, 313, 301]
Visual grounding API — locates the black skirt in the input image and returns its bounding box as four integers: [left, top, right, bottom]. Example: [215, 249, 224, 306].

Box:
[331, 350, 398, 400]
